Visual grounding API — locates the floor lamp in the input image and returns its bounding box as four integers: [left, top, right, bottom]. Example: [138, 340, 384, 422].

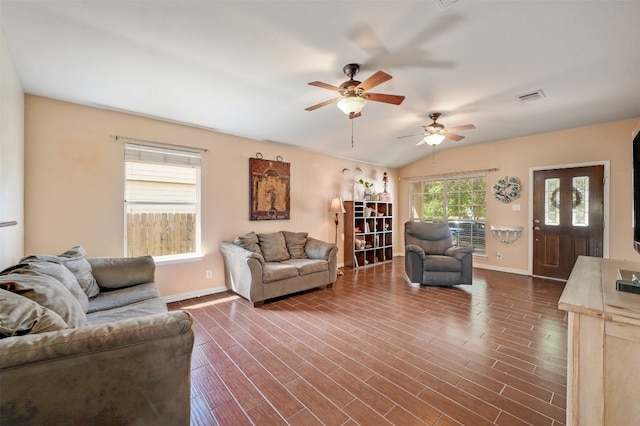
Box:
[328, 197, 346, 275]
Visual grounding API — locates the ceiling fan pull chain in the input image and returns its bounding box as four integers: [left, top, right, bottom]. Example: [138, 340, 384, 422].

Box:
[351, 118, 354, 148]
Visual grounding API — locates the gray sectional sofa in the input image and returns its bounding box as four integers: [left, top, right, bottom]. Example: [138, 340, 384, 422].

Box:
[220, 231, 337, 306]
[0, 246, 194, 425]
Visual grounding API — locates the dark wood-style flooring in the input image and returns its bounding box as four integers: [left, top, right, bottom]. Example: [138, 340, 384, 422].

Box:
[168, 257, 568, 425]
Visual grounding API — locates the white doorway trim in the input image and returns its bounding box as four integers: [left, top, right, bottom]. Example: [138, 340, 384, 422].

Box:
[527, 161, 610, 276]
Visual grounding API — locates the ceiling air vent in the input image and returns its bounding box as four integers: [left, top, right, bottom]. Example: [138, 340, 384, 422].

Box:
[516, 90, 545, 103]
[434, 0, 460, 9]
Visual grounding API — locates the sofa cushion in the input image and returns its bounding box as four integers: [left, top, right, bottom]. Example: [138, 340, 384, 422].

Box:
[87, 297, 168, 325]
[87, 282, 162, 314]
[283, 259, 328, 276]
[423, 255, 462, 272]
[282, 231, 308, 259]
[262, 263, 298, 283]
[233, 232, 263, 256]
[0, 268, 87, 328]
[258, 232, 290, 262]
[0, 289, 68, 337]
[20, 260, 89, 313]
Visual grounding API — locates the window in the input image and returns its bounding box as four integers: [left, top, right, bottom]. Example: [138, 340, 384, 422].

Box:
[410, 175, 486, 255]
[124, 143, 201, 259]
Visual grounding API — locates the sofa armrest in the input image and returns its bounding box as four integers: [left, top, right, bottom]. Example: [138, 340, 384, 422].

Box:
[305, 237, 338, 283]
[444, 246, 474, 261]
[405, 244, 426, 283]
[220, 241, 265, 303]
[0, 310, 194, 425]
[305, 237, 336, 260]
[88, 255, 155, 290]
[405, 244, 426, 260]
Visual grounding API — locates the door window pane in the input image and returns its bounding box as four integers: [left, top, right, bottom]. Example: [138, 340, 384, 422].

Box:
[572, 176, 589, 226]
[545, 178, 560, 226]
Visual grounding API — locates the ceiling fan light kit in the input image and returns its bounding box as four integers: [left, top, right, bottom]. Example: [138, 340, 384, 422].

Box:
[424, 133, 446, 146]
[337, 96, 366, 116]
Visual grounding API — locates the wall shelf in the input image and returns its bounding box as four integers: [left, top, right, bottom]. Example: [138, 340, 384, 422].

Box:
[490, 225, 523, 245]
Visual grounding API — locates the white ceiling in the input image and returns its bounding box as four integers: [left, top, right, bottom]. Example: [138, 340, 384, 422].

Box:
[2, 0, 639, 168]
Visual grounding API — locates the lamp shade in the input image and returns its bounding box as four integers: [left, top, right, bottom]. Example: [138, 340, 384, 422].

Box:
[329, 197, 346, 214]
[337, 96, 366, 115]
[424, 133, 446, 146]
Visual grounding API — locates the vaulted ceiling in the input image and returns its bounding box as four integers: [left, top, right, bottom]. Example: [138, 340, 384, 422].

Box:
[2, 0, 639, 168]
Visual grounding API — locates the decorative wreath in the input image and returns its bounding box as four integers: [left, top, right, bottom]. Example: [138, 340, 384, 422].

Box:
[492, 177, 521, 204]
[550, 187, 582, 209]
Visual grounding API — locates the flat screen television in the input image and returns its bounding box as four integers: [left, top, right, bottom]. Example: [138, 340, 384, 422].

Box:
[634, 129, 640, 254]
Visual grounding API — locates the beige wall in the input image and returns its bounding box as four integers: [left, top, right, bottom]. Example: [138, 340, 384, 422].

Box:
[398, 118, 640, 274]
[21, 95, 640, 299]
[0, 30, 25, 266]
[24, 96, 399, 299]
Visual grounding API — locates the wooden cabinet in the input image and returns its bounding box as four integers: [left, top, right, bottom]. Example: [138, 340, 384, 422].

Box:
[558, 256, 640, 425]
[344, 201, 393, 268]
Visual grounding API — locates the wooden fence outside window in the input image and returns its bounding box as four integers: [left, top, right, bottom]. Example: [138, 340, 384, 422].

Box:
[127, 212, 196, 257]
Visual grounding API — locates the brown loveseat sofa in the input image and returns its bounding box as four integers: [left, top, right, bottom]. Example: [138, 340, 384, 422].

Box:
[220, 231, 337, 306]
[0, 246, 194, 425]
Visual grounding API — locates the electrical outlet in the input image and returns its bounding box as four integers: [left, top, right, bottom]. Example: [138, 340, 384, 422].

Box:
[206, 270, 212, 279]
[497, 252, 503, 260]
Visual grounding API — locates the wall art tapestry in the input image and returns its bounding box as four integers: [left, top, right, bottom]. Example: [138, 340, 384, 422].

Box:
[249, 157, 290, 220]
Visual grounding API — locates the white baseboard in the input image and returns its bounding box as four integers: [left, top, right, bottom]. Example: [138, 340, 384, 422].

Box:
[162, 286, 227, 304]
[473, 263, 529, 276]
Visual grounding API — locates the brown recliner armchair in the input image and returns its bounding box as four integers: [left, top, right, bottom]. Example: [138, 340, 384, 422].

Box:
[404, 221, 474, 286]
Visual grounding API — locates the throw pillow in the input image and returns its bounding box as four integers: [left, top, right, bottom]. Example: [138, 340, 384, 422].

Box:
[58, 246, 100, 299]
[20, 259, 90, 313]
[233, 232, 263, 256]
[0, 289, 68, 338]
[282, 231, 308, 259]
[257, 231, 290, 262]
[20, 246, 100, 299]
[0, 268, 87, 328]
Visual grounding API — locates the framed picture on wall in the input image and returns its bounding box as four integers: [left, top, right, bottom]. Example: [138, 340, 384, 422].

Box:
[249, 157, 290, 220]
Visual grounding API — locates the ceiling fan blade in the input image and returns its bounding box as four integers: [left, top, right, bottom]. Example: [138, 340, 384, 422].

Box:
[444, 133, 465, 141]
[308, 81, 341, 92]
[366, 92, 405, 105]
[356, 71, 392, 91]
[305, 98, 340, 111]
[397, 133, 424, 139]
[446, 124, 476, 132]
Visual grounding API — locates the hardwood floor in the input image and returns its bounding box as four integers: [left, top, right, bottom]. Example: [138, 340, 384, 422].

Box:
[169, 257, 568, 425]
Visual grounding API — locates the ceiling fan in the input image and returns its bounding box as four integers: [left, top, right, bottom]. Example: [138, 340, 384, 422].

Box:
[399, 112, 476, 145]
[305, 63, 405, 119]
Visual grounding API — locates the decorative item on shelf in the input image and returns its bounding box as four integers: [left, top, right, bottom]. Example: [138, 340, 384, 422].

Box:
[492, 176, 521, 204]
[490, 225, 524, 245]
[358, 179, 374, 200]
[380, 172, 391, 201]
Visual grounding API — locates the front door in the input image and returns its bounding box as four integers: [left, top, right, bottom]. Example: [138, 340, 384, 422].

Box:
[532, 165, 604, 280]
